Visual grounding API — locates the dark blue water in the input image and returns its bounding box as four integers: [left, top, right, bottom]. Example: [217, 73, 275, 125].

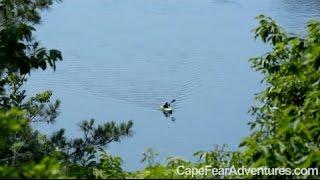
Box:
[27, 0, 320, 170]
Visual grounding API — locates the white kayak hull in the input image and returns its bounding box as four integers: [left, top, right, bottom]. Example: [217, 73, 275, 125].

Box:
[160, 105, 173, 113]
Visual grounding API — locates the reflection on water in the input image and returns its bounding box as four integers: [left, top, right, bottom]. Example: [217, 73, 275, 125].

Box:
[161, 111, 176, 123]
[162, 110, 173, 118]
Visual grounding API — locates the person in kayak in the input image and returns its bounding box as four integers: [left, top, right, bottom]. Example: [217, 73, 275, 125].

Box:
[162, 99, 175, 109]
[163, 102, 170, 108]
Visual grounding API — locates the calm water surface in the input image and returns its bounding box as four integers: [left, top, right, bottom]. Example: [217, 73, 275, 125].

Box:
[27, 0, 320, 170]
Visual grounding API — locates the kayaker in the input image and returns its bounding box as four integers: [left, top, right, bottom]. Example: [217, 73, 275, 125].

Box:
[163, 102, 170, 108]
[163, 99, 176, 108]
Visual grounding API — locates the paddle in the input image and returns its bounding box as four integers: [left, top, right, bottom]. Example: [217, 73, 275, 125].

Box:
[170, 99, 176, 104]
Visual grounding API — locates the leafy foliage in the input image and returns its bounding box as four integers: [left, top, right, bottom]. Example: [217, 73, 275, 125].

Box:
[1, 0, 319, 178]
[92, 149, 126, 179]
[51, 119, 133, 177]
[240, 15, 320, 179]
[0, 157, 66, 179]
[0, 0, 63, 74]
[0, 109, 66, 178]
[130, 145, 238, 179]
[141, 147, 159, 167]
[0, 0, 134, 179]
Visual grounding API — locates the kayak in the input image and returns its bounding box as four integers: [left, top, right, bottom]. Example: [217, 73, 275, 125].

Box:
[160, 105, 173, 113]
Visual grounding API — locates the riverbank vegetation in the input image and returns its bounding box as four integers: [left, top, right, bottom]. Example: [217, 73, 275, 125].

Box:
[0, 0, 319, 179]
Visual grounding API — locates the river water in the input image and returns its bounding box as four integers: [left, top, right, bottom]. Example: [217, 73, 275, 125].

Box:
[27, 0, 320, 170]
